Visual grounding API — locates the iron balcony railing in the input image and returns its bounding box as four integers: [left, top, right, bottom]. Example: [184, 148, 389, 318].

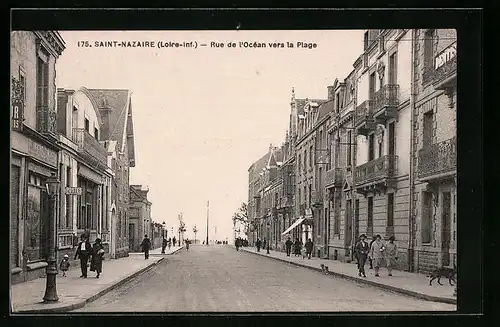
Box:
[355, 155, 398, 185]
[72, 128, 108, 166]
[418, 137, 456, 179]
[311, 190, 323, 206]
[373, 84, 400, 114]
[36, 106, 57, 134]
[354, 100, 373, 127]
[325, 168, 344, 188]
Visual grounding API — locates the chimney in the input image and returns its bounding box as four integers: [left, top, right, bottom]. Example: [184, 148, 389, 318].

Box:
[99, 98, 111, 140]
[327, 86, 334, 100]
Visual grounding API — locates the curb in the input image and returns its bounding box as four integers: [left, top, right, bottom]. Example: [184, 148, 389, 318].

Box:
[241, 249, 456, 305]
[15, 257, 166, 314]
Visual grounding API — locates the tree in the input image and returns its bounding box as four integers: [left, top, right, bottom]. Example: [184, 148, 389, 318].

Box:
[193, 225, 198, 243]
[232, 202, 248, 238]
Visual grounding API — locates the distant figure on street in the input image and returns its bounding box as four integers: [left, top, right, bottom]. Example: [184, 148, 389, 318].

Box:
[203, 240, 205, 245]
[369, 234, 385, 277]
[185, 238, 190, 251]
[262, 238, 267, 251]
[285, 237, 293, 256]
[255, 238, 262, 252]
[141, 234, 152, 260]
[354, 234, 369, 277]
[162, 237, 167, 254]
[384, 236, 398, 276]
[90, 238, 105, 278]
[368, 237, 376, 269]
[59, 254, 70, 277]
[74, 234, 91, 278]
[305, 238, 314, 259]
[235, 238, 241, 251]
[168, 237, 172, 250]
[173, 237, 177, 247]
[293, 238, 302, 257]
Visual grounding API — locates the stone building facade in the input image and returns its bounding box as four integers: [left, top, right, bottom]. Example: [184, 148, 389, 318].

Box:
[128, 185, 152, 252]
[11, 31, 65, 284]
[56, 87, 114, 263]
[411, 29, 457, 274]
[246, 29, 457, 274]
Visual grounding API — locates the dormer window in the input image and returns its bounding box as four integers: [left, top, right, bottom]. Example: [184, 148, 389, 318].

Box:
[94, 127, 99, 140]
[85, 118, 90, 132]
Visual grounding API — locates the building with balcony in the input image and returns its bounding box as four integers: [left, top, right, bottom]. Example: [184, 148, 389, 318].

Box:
[411, 29, 457, 274]
[10, 31, 65, 284]
[247, 150, 270, 245]
[276, 130, 296, 245]
[353, 29, 413, 269]
[324, 75, 356, 262]
[293, 88, 331, 252]
[128, 185, 152, 252]
[56, 87, 114, 263]
[87, 89, 137, 259]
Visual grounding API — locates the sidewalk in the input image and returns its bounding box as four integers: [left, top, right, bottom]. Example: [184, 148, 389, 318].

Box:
[240, 247, 457, 305]
[11, 246, 184, 314]
[129, 245, 184, 256]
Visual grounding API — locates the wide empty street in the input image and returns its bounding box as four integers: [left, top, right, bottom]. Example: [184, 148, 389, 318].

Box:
[74, 245, 455, 312]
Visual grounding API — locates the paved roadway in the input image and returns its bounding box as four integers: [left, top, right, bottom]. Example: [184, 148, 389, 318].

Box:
[74, 245, 455, 312]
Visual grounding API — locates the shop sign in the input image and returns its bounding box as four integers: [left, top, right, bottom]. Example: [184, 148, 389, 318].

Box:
[28, 140, 57, 167]
[12, 99, 23, 131]
[65, 187, 82, 195]
[435, 43, 457, 70]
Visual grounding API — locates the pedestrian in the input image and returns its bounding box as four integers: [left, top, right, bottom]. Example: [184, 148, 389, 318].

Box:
[168, 238, 172, 250]
[369, 234, 386, 277]
[74, 234, 91, 278]
[384, 236, 398, 276]
[185, 238, 190, 251]
[140, 234, 152, 259]
[354, 234, 370, 277]
[262, 238, 267, 251]
[162, 237, 167, 254]
[173, 237, 177, 247]
[255, 238, 262, 252]
[368, 236, 376, 269]
[285, 237, 293, 256]
[90, 238, 105, 278]
[59, 254, 70, 277]
[305, 238, 314, 259]
[235, 238, 241, 251]
[293, 238, 302, 256]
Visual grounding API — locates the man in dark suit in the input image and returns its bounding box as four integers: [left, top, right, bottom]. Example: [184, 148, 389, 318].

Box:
[74, 234, 92, 278]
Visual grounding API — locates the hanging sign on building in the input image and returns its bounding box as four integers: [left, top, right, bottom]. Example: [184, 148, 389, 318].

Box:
[65, 187, 83, 195]
[12, 99, 24, 131]
[434, 43, 457, 70]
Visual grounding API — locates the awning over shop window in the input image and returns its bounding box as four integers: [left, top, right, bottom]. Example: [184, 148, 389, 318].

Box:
[78, 164, 104, 185]
[281, 217, 305, 236]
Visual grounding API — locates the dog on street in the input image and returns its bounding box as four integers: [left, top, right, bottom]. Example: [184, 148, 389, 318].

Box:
[428, 264, 457, 286]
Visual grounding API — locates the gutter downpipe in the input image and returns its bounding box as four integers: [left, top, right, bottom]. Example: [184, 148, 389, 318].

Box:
[408, 29, 416, 272]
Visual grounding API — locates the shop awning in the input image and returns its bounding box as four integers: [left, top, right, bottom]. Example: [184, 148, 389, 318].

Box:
[281, 217, 305, 236]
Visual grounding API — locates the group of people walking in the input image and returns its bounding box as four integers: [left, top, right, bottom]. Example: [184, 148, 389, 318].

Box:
[161, 236, 178, 254]
[283, 237, 314, 259]
[71, 234, 105, 278]
[355, 234, 398, 277]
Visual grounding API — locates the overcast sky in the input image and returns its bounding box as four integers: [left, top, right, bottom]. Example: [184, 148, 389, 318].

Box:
[55, 30, 364, 243]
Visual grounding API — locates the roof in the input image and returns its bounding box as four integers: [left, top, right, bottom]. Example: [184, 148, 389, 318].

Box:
[87, 89, 136, 167]
[295, 98, 326, 116]
[317, 99, 334, 121]
[249, 152, 270, 175]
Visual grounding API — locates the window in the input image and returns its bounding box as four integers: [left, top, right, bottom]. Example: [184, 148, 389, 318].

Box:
[369, 72, 376, 100]
[364, 31, 369, 50]
[36, 51, 49, 107]
[368, 134, 375, 161]
[336, 94, 340, 113]
[378, 139, 383, 158]
[347, 131, 352, 165]
[424, 29, 435, 72]
[309, 145, 313, 168]
[334, 199, 340, 234]
[421, 191, 433, 244]
[298, 154, 302, 171]
[19, 70, 26, 101]
[387, 193, 394, 227]
[304, 186, 307, 205]
[85, 118, 90, 132]
[423, 111, 434, 148]
[304, 150, 307, 171]
[367, 197, 374, 235]
[379, 34, 385, 52]
[94, 127, 99, 140]
[308, 184, 312, 207]
[389, 52, 398, 85]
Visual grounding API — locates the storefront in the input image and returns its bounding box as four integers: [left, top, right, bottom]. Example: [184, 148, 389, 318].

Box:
[11, 131, 59, 283]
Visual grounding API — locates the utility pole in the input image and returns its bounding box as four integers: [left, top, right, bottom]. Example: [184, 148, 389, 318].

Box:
[206, 200, 210, 245]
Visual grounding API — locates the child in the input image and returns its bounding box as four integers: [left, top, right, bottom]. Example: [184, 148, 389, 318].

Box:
[59, 254, 70, 277]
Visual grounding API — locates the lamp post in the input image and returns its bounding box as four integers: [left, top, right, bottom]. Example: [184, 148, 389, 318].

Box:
[206, 201, 210, 246]
[193, 225, 198, 244]
[266, 222, 270, 254]
[43, 172, 60, 303]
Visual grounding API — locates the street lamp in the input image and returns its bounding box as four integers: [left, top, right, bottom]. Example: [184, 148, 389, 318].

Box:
[266, 222, 271, 254]
[43, 172, 60, 303]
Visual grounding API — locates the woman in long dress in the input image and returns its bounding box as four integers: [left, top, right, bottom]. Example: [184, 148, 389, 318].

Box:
[90, 238, 105, 278]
